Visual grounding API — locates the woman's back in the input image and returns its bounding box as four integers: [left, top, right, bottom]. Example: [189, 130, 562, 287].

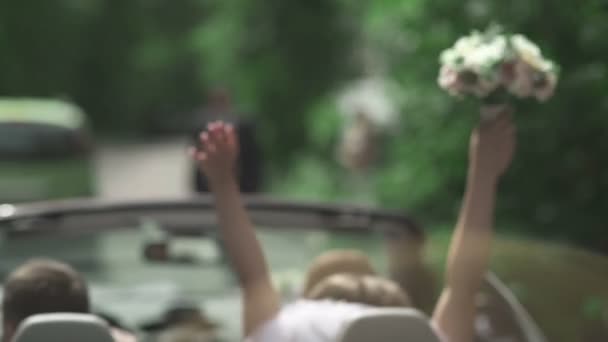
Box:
[247, 299, 446, 342]
[247, 300, 376, 342]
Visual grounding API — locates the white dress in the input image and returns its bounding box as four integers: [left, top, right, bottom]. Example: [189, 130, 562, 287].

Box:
[246, 299, 447, 342]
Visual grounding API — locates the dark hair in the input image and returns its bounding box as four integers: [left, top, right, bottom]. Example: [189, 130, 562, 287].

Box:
[2, 259, 90, 326]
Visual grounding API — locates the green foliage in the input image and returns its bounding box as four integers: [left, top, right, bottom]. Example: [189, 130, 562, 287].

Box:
[325, 0, 608, 252]
[1, 0, 607, 250]
[0, 0, 206, 134]
[194, 0, 360, 167]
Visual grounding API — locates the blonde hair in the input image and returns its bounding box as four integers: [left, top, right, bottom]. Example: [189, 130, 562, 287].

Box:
[307, 273, 411, 308]
[302, 250, 376, 296]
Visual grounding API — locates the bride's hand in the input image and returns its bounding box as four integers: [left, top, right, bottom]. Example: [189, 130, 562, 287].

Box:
[469, 107, 516, 183]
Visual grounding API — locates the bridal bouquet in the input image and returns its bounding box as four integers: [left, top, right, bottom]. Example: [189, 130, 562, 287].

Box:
[438, 27, 558, 104]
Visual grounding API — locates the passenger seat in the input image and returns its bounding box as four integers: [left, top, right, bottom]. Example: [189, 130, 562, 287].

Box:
[338, 308, 443, 342]
[12, 313, 114, 342]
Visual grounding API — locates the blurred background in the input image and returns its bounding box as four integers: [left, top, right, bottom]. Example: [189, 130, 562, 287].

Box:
[1, 0, 608, 340]
[2, 0, 606, 251]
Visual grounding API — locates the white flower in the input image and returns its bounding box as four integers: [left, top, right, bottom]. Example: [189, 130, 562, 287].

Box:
[511, 34, 553, 72]
[538, 59, 556, 73]
[463, 35, 507, 75]
[511, 34, 541, 58]
[453, 32, 483, 55]
[439, 48, 460, 66]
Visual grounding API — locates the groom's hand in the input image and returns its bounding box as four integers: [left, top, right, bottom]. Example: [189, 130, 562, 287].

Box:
[190, 121, 239, 189]
[469, 108, 516, 184]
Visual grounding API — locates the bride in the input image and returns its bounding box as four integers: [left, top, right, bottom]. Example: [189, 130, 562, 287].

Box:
[191, 107, 516, 342]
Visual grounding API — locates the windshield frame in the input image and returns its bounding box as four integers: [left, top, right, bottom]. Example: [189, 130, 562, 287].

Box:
[0, 196, 421, 237]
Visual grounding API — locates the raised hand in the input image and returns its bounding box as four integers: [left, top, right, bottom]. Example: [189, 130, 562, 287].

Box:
[432, 107, 516, 342]
[189, 121, 279, 337]
[190, 121, 239, 187]
[469, 107, 517, 183]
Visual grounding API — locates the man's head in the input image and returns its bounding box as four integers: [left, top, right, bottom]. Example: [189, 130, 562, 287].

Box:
[2, 259, 90, 341]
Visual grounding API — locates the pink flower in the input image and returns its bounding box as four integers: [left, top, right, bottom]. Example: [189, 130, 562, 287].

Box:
[506, 59, 535, 98]
[438, 66, 500, 98]
[457, 69, 499, 98]
[534, 72, 557, 102]
[438, 65, 465, 96]
[500, 60, 517, 86]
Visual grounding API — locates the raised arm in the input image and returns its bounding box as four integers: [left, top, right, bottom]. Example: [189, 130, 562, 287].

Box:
[191, 122, 280, 336]
[432, 109, 516, 342]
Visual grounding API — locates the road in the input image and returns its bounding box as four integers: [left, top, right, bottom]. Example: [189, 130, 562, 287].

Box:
[94, 138, 193, 200]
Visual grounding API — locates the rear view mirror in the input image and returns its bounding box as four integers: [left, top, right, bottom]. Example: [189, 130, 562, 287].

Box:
[139, 217, 222, 265]
[143, 241, 170, 262]
[142, 238, 222, 265]
[140, 217, 173, 263]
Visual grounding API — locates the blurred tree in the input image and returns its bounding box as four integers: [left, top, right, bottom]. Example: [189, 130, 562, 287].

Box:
[0, 0, 206, 135]
[1, 0, 608, 251]
[363, 0, 608, 252]
[0, 0, 92, 95]
[194, 0, 361, 167]
[129, 0, 208, 134]
[74, 0, 142, 131]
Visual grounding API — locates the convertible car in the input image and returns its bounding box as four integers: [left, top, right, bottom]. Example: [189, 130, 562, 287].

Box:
[0, 197, 603, 341]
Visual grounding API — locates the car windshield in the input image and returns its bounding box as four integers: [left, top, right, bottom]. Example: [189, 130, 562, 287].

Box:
[0, 123, 85, 160]
[0, 204, 392, 341]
